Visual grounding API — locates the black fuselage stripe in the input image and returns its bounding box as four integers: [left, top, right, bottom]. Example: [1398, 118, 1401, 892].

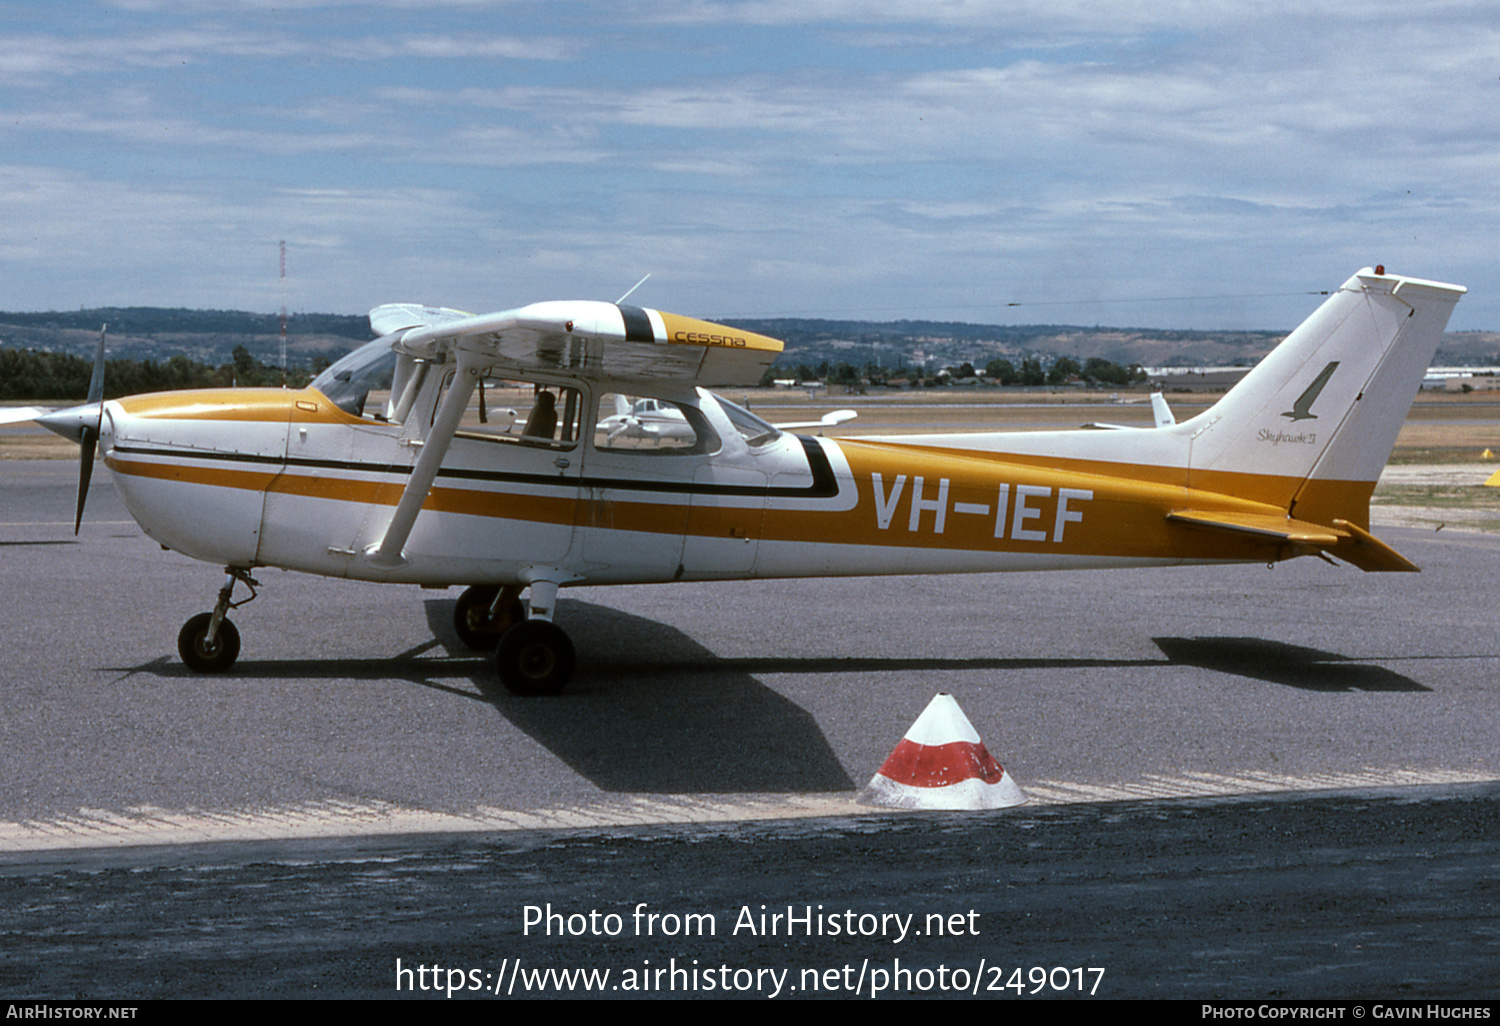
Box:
[110, 436, 841, 500]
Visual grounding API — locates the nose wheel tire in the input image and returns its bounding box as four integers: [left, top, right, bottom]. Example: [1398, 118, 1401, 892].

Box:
[178, 612, 241, 673]
[496, 620, 575, 696]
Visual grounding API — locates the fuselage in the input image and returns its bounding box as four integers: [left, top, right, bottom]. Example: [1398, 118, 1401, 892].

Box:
[96, 380, 1320, 589]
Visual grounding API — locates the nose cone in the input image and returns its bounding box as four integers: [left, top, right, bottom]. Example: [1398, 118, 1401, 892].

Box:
[36, 403, 105, 444]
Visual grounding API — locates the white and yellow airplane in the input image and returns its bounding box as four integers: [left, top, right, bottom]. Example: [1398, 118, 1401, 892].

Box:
[7, 267, 1465, 695]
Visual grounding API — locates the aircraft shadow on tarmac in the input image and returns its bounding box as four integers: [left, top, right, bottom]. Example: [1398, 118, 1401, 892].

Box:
[296, 597, 867, 793]
[100, 608, 1426, 796]
[415, 598, 857, 793]
[1152, 636, 1429, 692]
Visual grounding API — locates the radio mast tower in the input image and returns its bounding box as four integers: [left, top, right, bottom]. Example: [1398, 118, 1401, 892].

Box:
[279, 240, 288, 387]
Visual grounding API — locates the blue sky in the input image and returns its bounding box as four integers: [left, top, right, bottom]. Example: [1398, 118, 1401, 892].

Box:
[1, 0, 1495, 330]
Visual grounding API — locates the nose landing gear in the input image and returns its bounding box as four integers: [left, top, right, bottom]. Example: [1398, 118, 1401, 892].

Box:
[177, 569, 258, 673]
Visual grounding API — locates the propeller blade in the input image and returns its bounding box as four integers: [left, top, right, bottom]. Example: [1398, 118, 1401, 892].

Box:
[86, 324, 107, 404]
[74, 324, 107, 534]
[74, 427, 97, 535]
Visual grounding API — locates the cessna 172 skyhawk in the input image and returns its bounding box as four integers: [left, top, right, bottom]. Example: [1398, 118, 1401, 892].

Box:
[9, 267, 1465, 695]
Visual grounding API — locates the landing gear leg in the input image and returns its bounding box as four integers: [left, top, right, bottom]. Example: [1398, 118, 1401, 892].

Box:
[178, 569, 258, 673]
[494, 578, 576, 696]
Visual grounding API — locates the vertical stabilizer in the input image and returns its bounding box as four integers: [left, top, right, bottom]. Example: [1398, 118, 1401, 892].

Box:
[1183, 268, 1464, 521]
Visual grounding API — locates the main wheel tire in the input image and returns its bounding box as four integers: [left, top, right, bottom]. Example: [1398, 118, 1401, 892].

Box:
[453, 585, 526, 650]
[178, 612, 241, 673]
[495, 620, 576, 696]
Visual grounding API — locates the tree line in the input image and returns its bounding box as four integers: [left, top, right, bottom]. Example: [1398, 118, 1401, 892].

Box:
[983, 355, 1147, 386]
[0, 345, 315, 401]
[762, 355, 1146, 388]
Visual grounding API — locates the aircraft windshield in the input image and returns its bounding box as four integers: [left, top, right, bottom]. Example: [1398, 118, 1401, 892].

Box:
[311, 337, 398, 417]
[714, 395, 782, 448]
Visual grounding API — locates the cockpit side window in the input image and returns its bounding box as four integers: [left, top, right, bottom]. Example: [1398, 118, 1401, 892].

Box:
[435, 373, 582, 448]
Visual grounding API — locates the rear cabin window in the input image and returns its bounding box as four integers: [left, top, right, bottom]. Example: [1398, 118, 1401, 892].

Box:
[594, 393, 717, 454]
[438, 375, 582, 448]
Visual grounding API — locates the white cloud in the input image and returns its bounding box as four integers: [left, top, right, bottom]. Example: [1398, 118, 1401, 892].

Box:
[0, 25, 572, 86]
[0, 2, 1494, 327]
[0, 164, 493, 311]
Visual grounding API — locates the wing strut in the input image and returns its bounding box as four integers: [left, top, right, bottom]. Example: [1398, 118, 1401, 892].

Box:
[364, 351, 484, 570]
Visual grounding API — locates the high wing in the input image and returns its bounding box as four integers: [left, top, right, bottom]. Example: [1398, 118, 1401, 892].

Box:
[372, 300, 781, 387]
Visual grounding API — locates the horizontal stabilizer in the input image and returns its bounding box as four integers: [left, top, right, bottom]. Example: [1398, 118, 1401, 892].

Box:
[1167, 509, 1345, 547]
[1166, 510, 1418, 572]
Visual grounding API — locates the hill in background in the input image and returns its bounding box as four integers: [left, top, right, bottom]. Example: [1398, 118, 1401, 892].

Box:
[0, 309, 369, 372]
[3, 307, 1497, 377]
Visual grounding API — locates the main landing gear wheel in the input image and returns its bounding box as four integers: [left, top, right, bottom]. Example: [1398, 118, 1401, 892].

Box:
[178, 612, 241, 673]
[453, 585, 526, 650]
[495, 619, 576, 697]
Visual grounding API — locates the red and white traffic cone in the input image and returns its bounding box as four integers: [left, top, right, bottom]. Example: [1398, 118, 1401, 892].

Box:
[858, 693, 1027, 810]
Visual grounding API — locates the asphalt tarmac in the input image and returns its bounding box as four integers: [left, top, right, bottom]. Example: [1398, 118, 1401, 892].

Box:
[2, 462, 1499, 1000]
[4, 461, 1498, 830]
[3, 785, 1499, 1000]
